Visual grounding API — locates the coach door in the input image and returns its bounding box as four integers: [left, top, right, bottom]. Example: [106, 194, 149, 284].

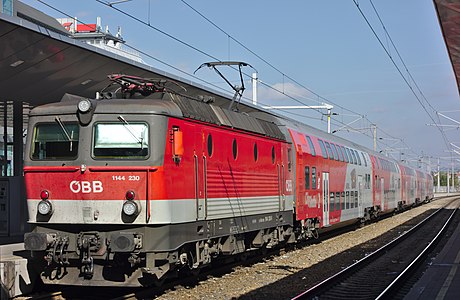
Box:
[322, 172, 330, 227]
[358, 175, 364, 217]
[278, 164, 286, 211]
[380, 178, 385, 210]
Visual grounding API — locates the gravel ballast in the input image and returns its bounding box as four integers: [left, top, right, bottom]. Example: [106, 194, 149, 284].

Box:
[153, 198, 452, 300]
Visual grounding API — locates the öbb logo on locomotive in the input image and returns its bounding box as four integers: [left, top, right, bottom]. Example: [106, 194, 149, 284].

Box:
[69, 180, 103, 193]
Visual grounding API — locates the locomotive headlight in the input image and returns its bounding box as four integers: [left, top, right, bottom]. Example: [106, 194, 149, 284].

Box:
[37, 200, 53, 215]
[78, 99, 92, 113]
[122, 200, 138, 216]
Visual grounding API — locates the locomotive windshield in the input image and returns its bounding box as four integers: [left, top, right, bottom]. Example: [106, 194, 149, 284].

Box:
[31, 122, 79, 160]
[93, 122, 149, 159]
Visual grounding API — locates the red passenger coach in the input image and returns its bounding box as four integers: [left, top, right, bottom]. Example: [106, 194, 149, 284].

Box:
[23, 75, 433, 287]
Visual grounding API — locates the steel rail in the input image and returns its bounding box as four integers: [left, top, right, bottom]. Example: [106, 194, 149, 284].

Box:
[292, 197, 459, 300]
[375, 205, 458, 299]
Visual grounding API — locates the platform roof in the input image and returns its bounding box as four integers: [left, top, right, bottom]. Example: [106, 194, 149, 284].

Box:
[0, 7, 252, 113]
[434, 0, 460, 94]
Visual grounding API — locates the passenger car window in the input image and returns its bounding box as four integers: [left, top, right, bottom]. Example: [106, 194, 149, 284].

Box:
[318, 140, 328, 159]
[305, 135, 316, 156]
[335, 144, 344, 161]
[330, 143, 339, 161]
[305, 166, 310, 189]
[354, 150, 362, 165]
[312, 167, 317, 189]
[324, 142, 334, 160]
[341, 146, 349, 163]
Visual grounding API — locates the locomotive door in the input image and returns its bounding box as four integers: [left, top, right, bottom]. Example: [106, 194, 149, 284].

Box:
[194, 130, 207, 220]
[194, 154, 205, 220]
[322, 172, 330, 227]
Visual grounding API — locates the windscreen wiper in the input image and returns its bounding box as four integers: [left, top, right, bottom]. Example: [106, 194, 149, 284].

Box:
[55, 117, 73, 152]
[117, 115, 144, 148]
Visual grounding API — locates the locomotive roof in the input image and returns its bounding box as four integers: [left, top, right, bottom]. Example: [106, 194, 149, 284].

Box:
[29, 93, 287, 141]
[29, 93, 183, 117]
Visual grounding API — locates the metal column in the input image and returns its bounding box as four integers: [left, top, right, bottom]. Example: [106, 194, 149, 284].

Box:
[13, 101, 23, 176]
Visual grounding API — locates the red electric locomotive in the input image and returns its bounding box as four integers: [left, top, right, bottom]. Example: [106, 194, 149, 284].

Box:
[23, 74, 433, 286]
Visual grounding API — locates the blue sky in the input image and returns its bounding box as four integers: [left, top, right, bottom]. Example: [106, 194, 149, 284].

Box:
[22, 0, 460, 170]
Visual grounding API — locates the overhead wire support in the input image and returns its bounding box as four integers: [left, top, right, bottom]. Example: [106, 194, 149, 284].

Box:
[352, 0, 451, 150]
[29, 0, 345, 134]
[177, 0, 419, 152]
[368, 0, 443, 124]
[41, 0, 422, 157]
[179, 0, 361, 116]
[95, 0, 221, 62]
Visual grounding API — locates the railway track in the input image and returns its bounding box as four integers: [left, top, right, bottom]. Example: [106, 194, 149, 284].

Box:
[292, 197, 460, 300]
[16, 197, 456, 300]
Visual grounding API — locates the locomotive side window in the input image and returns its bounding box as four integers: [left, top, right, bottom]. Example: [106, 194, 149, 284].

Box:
[253, 143, 258, 162]
[318, 139, 328, 159]
[232, 138, 238, 160]
[341, 192, 345, 210]
[31, 122, 79, 160]
[305, 135, 316, 156]
[93, 122, 149, 159]
[207, 134, 213, 157]
[271, 146, 275, 163]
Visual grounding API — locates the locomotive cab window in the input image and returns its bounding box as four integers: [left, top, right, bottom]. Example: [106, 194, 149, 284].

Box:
[31, 122, 79, 160]
[93, 122, 149, 159]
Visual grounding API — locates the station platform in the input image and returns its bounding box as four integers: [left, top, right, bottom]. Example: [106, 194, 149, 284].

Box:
[0, 243, 35, 299]
[405, 209, 460, 300]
